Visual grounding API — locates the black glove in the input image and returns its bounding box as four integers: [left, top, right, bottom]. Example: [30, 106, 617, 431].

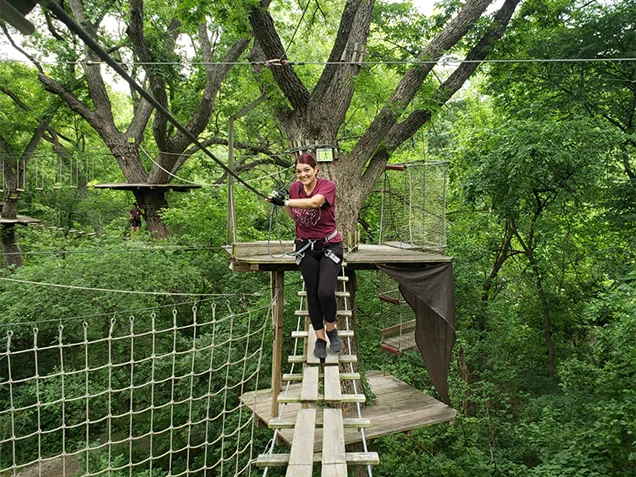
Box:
[269, 190, 286, 207]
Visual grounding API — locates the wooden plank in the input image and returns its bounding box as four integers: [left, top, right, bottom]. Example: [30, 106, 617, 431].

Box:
[286, 409, 316, 476]
[382, 331, 417, 352]
[298, 291, 350, 298]
[289, 354, 357, 364]
[271, 271, 285, 417]
[322, 409, 346, 464]
[278, 393, 365, 404]
[323, 366, 342, 402]
[322, 464, 348, 477]
[295, 310, 352, 318]
[381, 320, 416, 337]
[283, 372, 360, 382]
[300, 366, 319, 402]
[292, 330, 354, 339]
[325, 346, 340, 365]
[269, 417, 371, 429]
[306, 326, 320, 365]
[254, 452, 380, 467]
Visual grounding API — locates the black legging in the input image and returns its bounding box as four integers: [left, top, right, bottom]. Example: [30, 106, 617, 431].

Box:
[297, 241, 343, 332]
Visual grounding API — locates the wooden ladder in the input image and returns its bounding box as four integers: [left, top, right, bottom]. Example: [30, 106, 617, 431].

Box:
[255, 273, 379, 476]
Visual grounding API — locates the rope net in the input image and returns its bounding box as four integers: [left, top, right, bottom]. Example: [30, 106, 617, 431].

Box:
[379, 161, 448, 252]
[0, 299, 271, 476]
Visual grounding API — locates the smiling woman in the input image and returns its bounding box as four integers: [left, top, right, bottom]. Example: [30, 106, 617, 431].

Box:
[265, 153, 344, 359]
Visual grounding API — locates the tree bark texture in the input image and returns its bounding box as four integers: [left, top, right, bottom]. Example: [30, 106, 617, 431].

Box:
[1, 225, 24, 268]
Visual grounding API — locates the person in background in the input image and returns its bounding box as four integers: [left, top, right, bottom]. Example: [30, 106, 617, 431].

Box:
[267, 153, 343, 359]
[129, 203, 142, 236]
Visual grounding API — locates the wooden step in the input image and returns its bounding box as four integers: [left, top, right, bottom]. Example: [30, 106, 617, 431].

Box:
[304, 327, 342, 365]
[322, 409, 347, 476]
[306, 327, 320, 365]
[297, 291, 350, 298]
[323, 366, 342, 402]
[291, 330, 354, 339]
[295, 310, 352, 318]
[254, 452, 380, 467]
[286, 409, 316, 476]
[337, 276, 349, 282]
[300, 366, 319, 402]
[277, 393, 366, 404]
[288, 354, 357, 364]
[268, 417, 371, 429]
[282, 372, 360, 381]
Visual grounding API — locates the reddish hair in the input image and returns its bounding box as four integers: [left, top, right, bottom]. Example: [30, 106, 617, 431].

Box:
[295, 153, 317, 168]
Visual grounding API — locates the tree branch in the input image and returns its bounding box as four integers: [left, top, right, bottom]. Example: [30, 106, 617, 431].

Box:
[350, 0, 495, 169]
[311, 0, 363, 103]
[363, 0, 522, 183]
[67, 0, 116, 127]
[1, 23, 44, 73]
[249, 0, 311, 110]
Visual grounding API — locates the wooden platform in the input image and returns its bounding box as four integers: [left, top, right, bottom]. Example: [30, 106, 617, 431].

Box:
[92, 183, 201, 192]
[227, 241, 452, 272]
[241, 370, 456, 451]
[0, 215, 40, 225]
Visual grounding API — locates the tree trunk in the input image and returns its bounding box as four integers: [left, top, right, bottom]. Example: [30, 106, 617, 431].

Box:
[2, 225, 24, 268]
[133, 189, 169, 238]
[530, 257, 555, 377]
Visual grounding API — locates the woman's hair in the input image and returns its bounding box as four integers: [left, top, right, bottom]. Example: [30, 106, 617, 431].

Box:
[295, 153, 317, 168]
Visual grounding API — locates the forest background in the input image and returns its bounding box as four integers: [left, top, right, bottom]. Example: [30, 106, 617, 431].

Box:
[0, 0, 635, 476]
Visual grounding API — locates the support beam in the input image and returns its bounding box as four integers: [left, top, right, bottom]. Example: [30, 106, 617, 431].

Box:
[271, 270, 285, 417]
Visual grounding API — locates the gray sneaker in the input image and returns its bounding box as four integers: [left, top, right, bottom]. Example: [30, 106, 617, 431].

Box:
[314, 338, 327, 360]
[326, 329, 342, 353]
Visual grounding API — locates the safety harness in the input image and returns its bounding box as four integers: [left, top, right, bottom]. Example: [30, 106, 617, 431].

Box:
[293, 229, 341, 265]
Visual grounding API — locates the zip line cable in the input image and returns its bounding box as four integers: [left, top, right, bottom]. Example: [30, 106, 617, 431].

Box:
[284, 0, 312, 57]
[0, 276, 232, 296]
[140, 146, 292, 186]
[0, 294, 262, 328]
[5, 56, 636, 67]
[0, 245, 221, 256]
[0, 275, 301, 297]
[42, 0, 268, 201]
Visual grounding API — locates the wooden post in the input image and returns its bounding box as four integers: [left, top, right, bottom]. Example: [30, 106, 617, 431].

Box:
[271, 270, 285, 417]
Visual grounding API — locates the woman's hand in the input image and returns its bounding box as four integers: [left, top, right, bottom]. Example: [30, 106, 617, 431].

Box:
[266, 190, 287, 207]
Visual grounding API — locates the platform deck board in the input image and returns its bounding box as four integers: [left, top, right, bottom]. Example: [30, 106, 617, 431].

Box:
[226, 242, 451, 272]
[0, 215, 40, 225]
[241, 371, 456, 451]
[93, 183, 200, 191]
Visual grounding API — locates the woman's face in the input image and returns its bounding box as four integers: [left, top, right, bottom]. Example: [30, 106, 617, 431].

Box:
[296, 163, 318, 187]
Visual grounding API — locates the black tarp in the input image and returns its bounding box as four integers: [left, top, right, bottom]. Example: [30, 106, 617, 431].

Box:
[377, 262, 456, 405]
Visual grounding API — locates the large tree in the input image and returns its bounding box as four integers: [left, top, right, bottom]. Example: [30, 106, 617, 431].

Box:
[248, 0, 524, 237]
[3, 0, 257, 237]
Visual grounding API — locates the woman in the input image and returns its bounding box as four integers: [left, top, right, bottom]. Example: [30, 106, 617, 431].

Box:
[267, 153, 343, 359]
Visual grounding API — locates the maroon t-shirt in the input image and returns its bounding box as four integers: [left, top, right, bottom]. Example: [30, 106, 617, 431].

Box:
[289, 178, 342, 243]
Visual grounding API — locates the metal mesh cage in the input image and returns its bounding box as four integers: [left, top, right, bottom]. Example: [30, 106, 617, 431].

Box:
[379, 161, 448, 252]
[378, 271, 417, 354]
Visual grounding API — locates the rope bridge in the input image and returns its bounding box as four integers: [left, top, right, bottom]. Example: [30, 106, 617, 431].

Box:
[255, 265, 379, 476]
[0, 299, 271, 476]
